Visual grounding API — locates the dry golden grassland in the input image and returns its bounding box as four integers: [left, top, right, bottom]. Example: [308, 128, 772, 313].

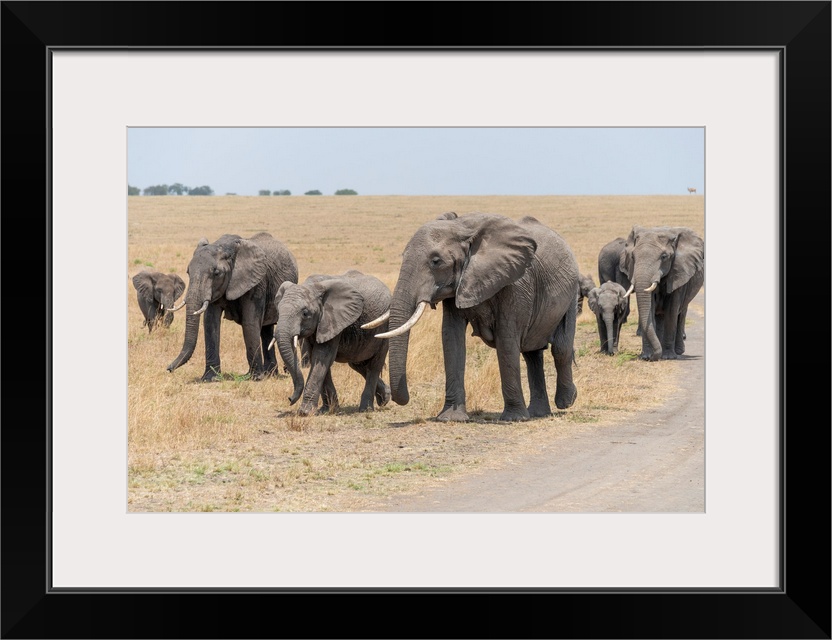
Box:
[128, 195, 704, 512]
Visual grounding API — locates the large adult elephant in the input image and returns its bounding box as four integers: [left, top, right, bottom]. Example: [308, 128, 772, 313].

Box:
[167, 232, 299, 381]
[620, 225, 704, 361]
[272, 270, 392, 416]
[370, 211, 579, 422]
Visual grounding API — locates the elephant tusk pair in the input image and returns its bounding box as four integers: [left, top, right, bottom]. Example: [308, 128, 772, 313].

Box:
[360, 310, 390, 330]
[374, 302, 427, 339]
[643, 282, 658, 293]
[266, 334, 298, 351]
[192, 300, 210, 316]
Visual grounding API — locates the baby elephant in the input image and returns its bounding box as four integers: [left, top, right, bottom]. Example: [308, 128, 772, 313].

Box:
[587, 281, 634, 355]
[132, 270, 186, 332]
[272, 270, 392, 416]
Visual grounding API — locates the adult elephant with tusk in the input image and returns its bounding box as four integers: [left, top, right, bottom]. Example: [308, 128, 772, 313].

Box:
[271, 270, 392, 416]
[620, 225, 704, 361]
[167, 232, 299, 381]
[369, 211, 580, 422]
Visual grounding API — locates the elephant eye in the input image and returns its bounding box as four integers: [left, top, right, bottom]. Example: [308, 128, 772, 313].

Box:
[302, 309, 310, 318]
[661, 252, 669, 260]
[214, 268, 221, 276]
[430, 255, 443, 268]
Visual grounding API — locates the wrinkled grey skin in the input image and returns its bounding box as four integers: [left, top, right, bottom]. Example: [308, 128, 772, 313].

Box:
[384, 212, 579, 422]
[132, 271, 185, 332]
[577, 272, 596, 316]
[621, 225, 704, 361]
[597, 237, 634, 331]
[587, 282, 631, 355]
[167, 232, 298, 381]
[274, 270, 391, 416]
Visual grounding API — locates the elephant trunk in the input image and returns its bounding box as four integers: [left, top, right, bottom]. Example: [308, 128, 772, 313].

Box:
[275, 324, 304, 405]
[167, 296, 203, 372]
[604, 313, 616, 355]
[386, 298, 416, 406]
[634, 276, 662, 360]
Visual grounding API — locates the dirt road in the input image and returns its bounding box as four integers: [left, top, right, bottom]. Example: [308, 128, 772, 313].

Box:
[381, 294, 705, 513]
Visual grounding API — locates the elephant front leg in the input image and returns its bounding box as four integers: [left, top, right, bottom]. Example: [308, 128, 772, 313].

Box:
[551, 313, 578, 409]
[240, 304, 267, 379]
[299, 342, 339, 415]
[437, 305, 469, 422]
[523, 350, 551, 418]
[660, 294, 684, 360]
[260, 324, 278, 376]
[202, 305, 224, 381]
[495, 330, 529, 422]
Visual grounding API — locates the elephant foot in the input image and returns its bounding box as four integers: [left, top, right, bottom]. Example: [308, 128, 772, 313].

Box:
[436, 404, 469, 422]
[375, 383, 391, 407]
[661, 351, 679, 360]
[500, 406, 531, 422]
[640, 351, 660, 362]
[555, 382, 577, 410]
[527, 399, 552, 418]
[298, 404, 319, 416]
[201, 368, 223, 382]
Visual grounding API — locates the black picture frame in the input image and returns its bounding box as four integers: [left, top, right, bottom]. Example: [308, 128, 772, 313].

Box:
[3, 2, 829, 638]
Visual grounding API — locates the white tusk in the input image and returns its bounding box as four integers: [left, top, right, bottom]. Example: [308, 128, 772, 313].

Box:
[643, 282, 658, 293]
[293, 335, 299, 349]
[360, 310, 390, 329]
[193, 300, 209, 315]
[267, 337, 276, 351]
[374, 302, 427, 339]
[624, 284, 634, 297]
[170, 299, 186, 312]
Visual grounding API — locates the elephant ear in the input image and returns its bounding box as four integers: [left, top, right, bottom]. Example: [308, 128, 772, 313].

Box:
[171, 274, 186, 301]
[666, 229, 704, 293]
[455, 217, 537, 309]
[587, 287, 601, 314]
[227, 238, 268, 300]
[131, 271, 155, 299]
[620, 227, 642, 280]
[316, 280, 364, 343]
[436, 211, 458, 220]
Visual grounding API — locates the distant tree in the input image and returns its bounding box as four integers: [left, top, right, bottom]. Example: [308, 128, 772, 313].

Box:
[128, 185, 140, 196]
[273, 189, 291, 196]
[304, 190, 322, 196]
[142, 184, 169, 196]
[334, 189, 358, 196]
[187, 185, 214, 196]
[168, 183, 188, 195]
[259, 190, 272, 196]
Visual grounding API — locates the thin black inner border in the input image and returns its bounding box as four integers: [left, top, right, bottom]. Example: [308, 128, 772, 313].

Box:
[46, 45, 781, 594]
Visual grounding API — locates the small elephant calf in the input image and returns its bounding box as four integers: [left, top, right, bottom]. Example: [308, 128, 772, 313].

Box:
[132, 270, 186, 332]
[587, 281, 633, 355]
[577, 272, 596, 316]
[272, 270, 392, 416]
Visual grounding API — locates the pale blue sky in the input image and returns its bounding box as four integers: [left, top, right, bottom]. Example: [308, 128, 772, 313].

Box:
[127, 127, 704, 196]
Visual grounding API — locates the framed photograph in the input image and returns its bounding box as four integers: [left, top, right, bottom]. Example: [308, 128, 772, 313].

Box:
[3, 2, 829, 638]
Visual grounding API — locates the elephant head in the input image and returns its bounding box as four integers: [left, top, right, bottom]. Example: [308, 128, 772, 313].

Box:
[167, 235, 269, 373]
[272, 277, 364, 405]
[376, 212, 537, 406]
[587, 281, 633, 355]
[577, 272, 596, 315]
[621, 226, 704, 360]
[132, 270, 185, 332]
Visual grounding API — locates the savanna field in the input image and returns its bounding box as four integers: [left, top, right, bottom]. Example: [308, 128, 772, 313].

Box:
[128, 195, 704, 512]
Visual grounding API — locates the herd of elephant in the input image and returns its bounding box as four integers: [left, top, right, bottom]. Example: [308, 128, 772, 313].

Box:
[132, 212, 704, 422]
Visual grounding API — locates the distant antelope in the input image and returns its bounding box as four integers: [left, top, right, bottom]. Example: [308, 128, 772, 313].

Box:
[687, 187, 697, 195]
